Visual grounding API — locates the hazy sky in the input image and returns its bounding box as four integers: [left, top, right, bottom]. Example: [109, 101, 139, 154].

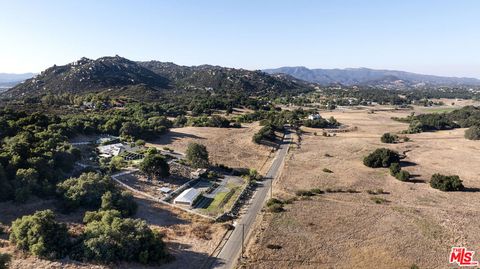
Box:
[0, 0, 479, 78]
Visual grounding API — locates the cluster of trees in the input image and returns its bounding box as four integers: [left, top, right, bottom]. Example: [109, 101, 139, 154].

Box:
[396, 106, 480, 136]
[363, 148, 400, 168]
[9, 209, 169, 265]
[237, 107, 312, 128]
[364, 148, 411, 181]
[253, 124, 279, 144]
[318, 87, 480, 107]
[430, 174, 464, 191]
[62, 104, 173, 141]
[303, 116, 339, 129]
[0, 111, 80, 203]
[186, 115, 241, 128]
[57, 172, 137, 216]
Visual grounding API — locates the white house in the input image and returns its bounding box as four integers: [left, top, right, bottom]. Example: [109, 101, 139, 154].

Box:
[96, 135, 119, 145]
[308, 114, 321, 120]
[97, 143, 125, 158]
[173, 188, 201, 206]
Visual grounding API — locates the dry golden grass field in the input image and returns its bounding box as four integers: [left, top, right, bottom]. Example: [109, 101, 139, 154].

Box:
[244, 104, 480, 269]
[147, 122, 276, 174]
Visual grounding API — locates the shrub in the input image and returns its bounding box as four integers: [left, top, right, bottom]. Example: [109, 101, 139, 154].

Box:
[101, 191, 137, 217]
[322, 168, 333, 173]
[311, 188, 324, 194]
[430, 174, 464, 191]
[395, 170, 410, 181]
[363, 148, 400, 168]
[0, 253, 10, 269]
[295, 190, 314, 197]
[266, 198, 284, 212]
[381, 133, 398, 143]
[267, 203, 284, 213]
[266, 244, 282, 250]
[81, 210, 169, 264]
[376, 188, 385, 194]
[389, 163, 401, 176]
[135, 139, 146, 146]
[370, 197, 388, 204]
[266, 198, 284, 207]
[9, 210, 70, 259]
[465, 125, 480, 140]
[185, 143, 209, 168]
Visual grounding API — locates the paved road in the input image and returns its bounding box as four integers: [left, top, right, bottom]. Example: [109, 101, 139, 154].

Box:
[210, 130, 292, 269]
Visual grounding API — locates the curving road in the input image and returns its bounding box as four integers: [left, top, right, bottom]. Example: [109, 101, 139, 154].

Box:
[209, 130, 292, 269]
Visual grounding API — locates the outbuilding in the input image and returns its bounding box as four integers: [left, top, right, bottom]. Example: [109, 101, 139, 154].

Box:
[173, 188, 201, 206]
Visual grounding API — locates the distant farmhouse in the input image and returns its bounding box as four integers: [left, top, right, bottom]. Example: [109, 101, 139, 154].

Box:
[97, 143, 125, 158]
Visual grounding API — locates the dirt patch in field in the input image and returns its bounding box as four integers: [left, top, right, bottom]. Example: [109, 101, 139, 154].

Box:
[147, 122, 276, 175]
[245, 105, 480, 269]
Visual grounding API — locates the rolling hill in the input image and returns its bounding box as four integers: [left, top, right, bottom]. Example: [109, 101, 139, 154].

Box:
[3, 56, 170, 98]
[263, 66, 480, 87]
[2, 56, 315, 99]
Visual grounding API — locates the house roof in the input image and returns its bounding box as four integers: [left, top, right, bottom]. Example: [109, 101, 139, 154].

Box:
[174, 188, 201, 204]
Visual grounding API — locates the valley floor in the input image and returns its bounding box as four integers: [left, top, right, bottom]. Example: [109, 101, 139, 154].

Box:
[244, 104, 480, 269]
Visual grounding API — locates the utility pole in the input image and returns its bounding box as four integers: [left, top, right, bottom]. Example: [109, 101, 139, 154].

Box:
[270, 177, 273, 199]
[241, 223, 245, 258]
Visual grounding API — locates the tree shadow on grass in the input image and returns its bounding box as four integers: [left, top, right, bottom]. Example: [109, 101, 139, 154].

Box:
[400, 161, 417, 167]
[134, 196, 190, 227]
[165, 242, 225, 269]
[461, 187, 480, 193]
[150, 131, 206, 145]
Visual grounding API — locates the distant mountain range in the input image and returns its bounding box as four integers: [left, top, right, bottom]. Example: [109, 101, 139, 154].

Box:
[0, 73, 35, 91]
[2, 56, 313, 99]
[263, 66, 480, 87]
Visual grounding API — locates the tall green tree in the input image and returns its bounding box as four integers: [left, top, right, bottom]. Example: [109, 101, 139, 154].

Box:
[185, 143, 209, 168]
[140, 154, 170, 180]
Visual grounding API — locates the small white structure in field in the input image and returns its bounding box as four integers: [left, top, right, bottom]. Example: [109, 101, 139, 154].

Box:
[159, 187, 172, 194]
[173, 188, 201, 206]
[97, 143, 125, 158]
[308, 114, 321, 120]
